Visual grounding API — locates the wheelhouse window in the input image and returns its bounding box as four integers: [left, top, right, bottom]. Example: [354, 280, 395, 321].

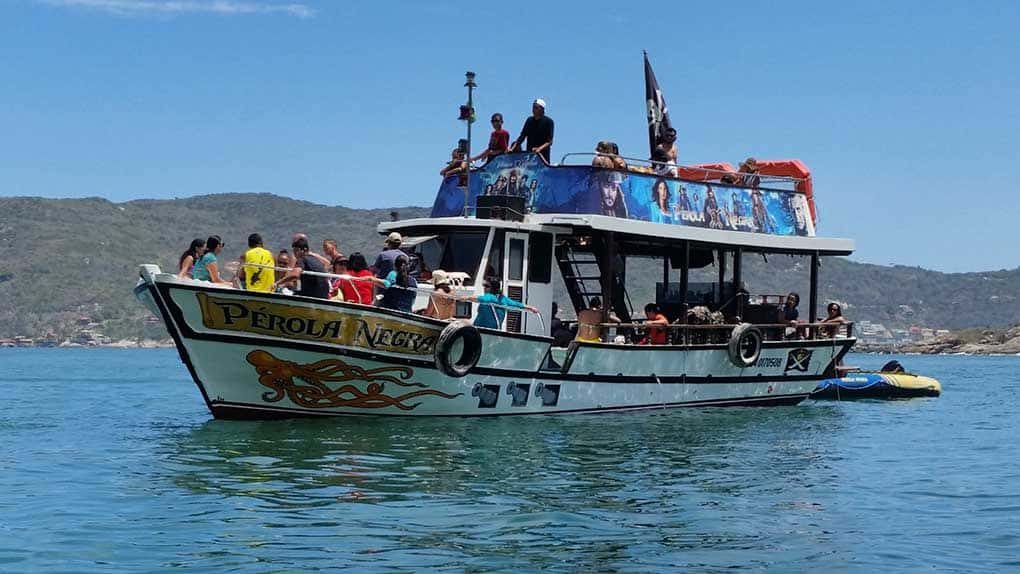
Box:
[508, 238, 525, 281]
[528, 232, 552, 283]
[436, 232, 488, 285]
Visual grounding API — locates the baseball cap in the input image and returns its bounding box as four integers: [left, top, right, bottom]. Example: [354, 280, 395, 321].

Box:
[533, 98, 546, 109]
[386, 232, 402, 245]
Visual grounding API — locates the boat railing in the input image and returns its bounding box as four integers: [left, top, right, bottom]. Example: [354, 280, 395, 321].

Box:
[233, 263, 546, 331]
[593, 320, 854, 344]
[557, 153, 805, 192]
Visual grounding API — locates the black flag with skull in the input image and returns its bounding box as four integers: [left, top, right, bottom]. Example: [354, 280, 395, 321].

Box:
[644, 51, 673, 157]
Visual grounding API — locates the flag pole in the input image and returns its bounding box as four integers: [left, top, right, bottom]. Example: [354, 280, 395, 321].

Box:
[463, 71, 476, 217]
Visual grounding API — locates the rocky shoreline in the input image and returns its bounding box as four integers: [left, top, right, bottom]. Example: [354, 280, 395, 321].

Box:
[855, 326, 1020, 355]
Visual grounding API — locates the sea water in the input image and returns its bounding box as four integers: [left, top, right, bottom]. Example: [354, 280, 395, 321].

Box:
[1, 349, 1018, 573]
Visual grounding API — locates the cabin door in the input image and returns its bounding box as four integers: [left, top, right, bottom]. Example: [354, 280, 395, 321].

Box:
[502, 232, 529, 333]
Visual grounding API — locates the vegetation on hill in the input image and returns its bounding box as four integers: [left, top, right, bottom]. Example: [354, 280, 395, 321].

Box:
[1, 193, 1018, 341]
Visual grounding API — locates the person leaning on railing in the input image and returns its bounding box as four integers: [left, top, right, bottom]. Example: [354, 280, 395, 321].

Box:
[440, 148, 468, 178]
[274, 237, 330, 299]
[470, 113, 510, 164]
[819, 302, 848, 338]
[463, 277, 538, 330]
[639, 303, 670, 345]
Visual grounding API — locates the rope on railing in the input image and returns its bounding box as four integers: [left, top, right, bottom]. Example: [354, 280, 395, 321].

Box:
[234, 263, 546, 331]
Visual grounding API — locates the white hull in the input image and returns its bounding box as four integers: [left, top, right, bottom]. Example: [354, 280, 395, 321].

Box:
[137, 267, 854, 418]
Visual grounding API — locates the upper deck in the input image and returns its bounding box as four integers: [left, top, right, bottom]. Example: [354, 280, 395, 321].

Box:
[384, 152, 853, 256]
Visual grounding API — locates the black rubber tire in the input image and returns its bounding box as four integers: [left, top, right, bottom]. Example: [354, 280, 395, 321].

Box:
[728, 323, 762, 368]
[434, 322, 483, 377]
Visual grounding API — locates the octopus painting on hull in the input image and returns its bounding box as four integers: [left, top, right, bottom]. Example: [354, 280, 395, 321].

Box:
[245, 350, 463, 410]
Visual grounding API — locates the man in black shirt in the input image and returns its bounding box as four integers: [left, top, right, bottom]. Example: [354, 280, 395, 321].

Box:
[275, 237, 330, 298]
[510, 98, 554, 163]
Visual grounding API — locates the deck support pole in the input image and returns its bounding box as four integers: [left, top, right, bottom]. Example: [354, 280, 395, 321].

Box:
[733, 248, 743, 319]
[602, 231, 616, 325]
[662, 251, 670, 295]
[809, 251, 819, 339]
[679, 241, 689, 322]
[717, 248, 727, 307]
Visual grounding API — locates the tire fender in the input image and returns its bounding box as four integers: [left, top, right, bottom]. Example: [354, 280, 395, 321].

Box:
[728, 323, 762, 368]
[434, 321, 483, 377]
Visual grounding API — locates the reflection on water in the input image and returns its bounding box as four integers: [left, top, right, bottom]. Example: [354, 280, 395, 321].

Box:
[160, 407, 847, 570]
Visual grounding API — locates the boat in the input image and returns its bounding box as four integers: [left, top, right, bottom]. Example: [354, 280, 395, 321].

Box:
[810, 360, 941, 399]
[134, 63, 858, 419]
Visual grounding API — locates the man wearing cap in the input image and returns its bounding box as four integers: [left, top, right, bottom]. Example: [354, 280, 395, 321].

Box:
[373, 232, 405, 280]
[509, 99, 554, 163]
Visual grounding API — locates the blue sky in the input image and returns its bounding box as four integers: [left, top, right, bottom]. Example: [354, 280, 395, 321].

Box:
[1, 0, 1018, 272]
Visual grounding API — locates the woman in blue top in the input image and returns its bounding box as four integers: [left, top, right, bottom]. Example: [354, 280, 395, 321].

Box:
[191, 235, 231, 285]
[360, 255, 418, 312]
[466, 277, 539, 329]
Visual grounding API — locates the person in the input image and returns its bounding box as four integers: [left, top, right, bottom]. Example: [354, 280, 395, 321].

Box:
[660, 127, 679, 164]
[275, 249, 298, 293]
[470, 113, 510, 163]
[509, 98, 554, 163]
[341, 252, 375, 305]
[608, 142, 627, 169]
[237, 233, 275, 293]
[819, 302, 848, 337]
[592, 141, 614, 168]
[440, 148, 468, 177]
[739, 157, 761, 189]
[641, 303, 670, 345]
[328, 255, 350, 301]
[649, 177, 672, 223]
[191, 235, 231, 285]
[275, 237, 329, 298]
[422, 269, 455, 320]
[177, 238, 205, 278]
[466, 277, 538, 330]
[576, 297, 619, 343]
[550, 302, 574, 347]
[373, 232, 405, 279]
[309, 239, 341, 269]
[652, 145, 677, 177]
[360, 254, 417, 312]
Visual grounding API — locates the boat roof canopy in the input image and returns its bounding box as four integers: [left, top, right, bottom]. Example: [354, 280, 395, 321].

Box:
[380, 214, 853, 257]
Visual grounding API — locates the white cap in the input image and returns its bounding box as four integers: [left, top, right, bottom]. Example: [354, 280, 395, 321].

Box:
[386, 231, 402, 245]
[533, 98, 546, 109]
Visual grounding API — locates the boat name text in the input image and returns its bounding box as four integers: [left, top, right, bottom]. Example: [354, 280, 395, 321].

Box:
[195, 293, 439, 355]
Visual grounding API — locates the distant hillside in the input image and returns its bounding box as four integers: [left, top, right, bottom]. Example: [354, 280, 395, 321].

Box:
[1, 193, 1018, 340]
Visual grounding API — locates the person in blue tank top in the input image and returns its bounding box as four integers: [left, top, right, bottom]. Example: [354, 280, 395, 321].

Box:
[466, 277, 539, 330]
[191, 235, 230, 285]
[358, 254, 418, 312]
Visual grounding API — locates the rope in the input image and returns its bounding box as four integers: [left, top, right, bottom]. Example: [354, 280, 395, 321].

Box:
[240, 263, 546, 330]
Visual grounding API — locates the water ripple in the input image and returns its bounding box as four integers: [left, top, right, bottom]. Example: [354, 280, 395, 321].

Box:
[2, 350, 1020, 571]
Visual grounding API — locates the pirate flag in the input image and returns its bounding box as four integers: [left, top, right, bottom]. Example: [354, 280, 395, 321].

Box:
[644, 51, 673, 156]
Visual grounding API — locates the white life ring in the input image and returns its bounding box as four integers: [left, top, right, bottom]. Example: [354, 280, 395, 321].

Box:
[728, 323, 762, 368]
[434, 322, 483, 377]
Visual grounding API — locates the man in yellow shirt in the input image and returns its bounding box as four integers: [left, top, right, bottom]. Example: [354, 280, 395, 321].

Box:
[238, 233, 276, 292]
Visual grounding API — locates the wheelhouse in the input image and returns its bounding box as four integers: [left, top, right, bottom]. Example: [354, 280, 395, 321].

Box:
[382, 152, 854, 343]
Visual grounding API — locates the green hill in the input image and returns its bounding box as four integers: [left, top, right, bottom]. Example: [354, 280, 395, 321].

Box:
[1, 193, 1017, 341]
